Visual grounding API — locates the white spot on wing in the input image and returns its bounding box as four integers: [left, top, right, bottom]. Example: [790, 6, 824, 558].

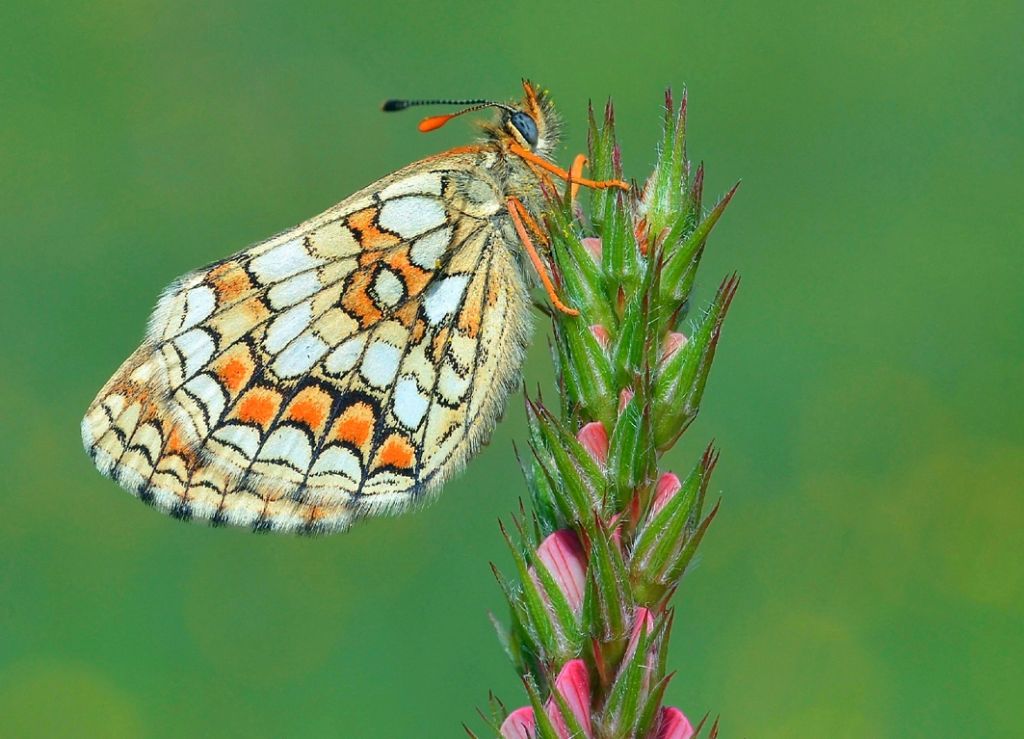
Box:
[361, 340, 401, 388]
[131, 422, 163, 463]
[103, 393, 126, 419]
[266, 300, 312, 354]
[182, 285, 216, 331]
[183, 373, 227, 424]
[250, 238, 324, 284]
[129, 361, 156, 383]
[393, 376, 429, 429]
[259, 426, 312, 470]
[380, 172, 443, 199]
[272, 332, 329, 378]
[410, 227, 452, 270]
[377, 196, 446, 238]
[310, 445, 362, 483]
[175, 328, 215, 379]
[423, 275, 469, 325]
[325, 335, 367, 376]
[372, 268, 404, 308]
[213, 423, 261, 458]
[268, 271, 321, 309]
[438, 362, 471, 404]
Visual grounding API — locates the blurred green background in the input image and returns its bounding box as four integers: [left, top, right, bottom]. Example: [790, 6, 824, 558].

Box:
[2, 0, 1021, 736]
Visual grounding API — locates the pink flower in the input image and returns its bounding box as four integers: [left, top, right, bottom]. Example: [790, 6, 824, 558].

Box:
[545, 659, 593, 738]
[581, 237, 602, 261]
[589, 324, 611, 350]
[657, 706, 695, 739]
[660, 332, 688, 364]
[615, 607, 659, 697]
[500, 706, 536, 739]
[501, 661, 594, 739]
[651, 472, 682, 516]
[609, 514, 625, 554]
[618, 387, 635, 414]
[533, 529, 587, 612]
[577, 421, 609, 467]
[624, 606, 655, 663]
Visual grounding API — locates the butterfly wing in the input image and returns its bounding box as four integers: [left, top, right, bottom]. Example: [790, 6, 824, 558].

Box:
[82, 155, 532, 533]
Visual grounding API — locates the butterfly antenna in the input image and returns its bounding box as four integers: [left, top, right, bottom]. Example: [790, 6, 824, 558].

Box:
[382, 97, 516, 133]
[382, 98, 491, 112]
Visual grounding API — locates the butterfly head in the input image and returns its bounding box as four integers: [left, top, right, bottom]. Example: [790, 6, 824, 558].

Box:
[382, 80, 560, 159]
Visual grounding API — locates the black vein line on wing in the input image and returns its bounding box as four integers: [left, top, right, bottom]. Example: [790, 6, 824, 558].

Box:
[207, 217, 488, 505]
[263, 215, 491, 367]
[356, 224, 492, 497]
[161, 213, 485, 402]
[111, 391, 151, 472]
[159, 215, 448, 349]
[291, 388, 349, 511]
[356, 229, 483, 484]
[150, 193, 486, 503]
[276, 214, 487, 501]
[140, 424, 172, 491]
[159, 175, 471, 346]
[409, 229, 498, 490]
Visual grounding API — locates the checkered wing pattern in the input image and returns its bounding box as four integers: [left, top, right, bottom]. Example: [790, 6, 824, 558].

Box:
[82, 158, 532, 533]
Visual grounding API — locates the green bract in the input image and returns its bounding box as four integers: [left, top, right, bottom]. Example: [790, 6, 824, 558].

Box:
[478, 90, 738, 739]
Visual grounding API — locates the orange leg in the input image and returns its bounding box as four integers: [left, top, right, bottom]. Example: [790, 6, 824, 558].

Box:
[510, 142, 629, 191]
[512, 197, 549, 245]
[521, 157, 559, 195]
[567, 154, 587, 203]
[507, 197, 579, 316]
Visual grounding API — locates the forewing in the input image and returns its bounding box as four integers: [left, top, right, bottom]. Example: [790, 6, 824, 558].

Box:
[82, 158, 532, 533]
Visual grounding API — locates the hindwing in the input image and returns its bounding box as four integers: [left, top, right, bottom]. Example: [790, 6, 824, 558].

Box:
[82, 156, 532, 533]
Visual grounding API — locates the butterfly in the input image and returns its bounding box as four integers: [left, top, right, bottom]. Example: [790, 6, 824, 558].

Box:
[81, 80, 628, 534]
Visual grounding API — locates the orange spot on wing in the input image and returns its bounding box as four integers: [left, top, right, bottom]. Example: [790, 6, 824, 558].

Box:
[163, 423, 197, 467]
[289, 400, 324, 428]
[431, 326, 450, 363]
[218, 357, 249, 393]
[166, 426, 187, 454]
[457, 300, 481, 338]
[332, 402, 375, 448]
[393, 300, 419, 329]
[341, 270, 383, 328]
[377, 434, 415, 470]
[236, 389, 281, 427]
[209, 263, 253, 301]
[286, 387, 332, 434]
[486, 282, 500, 307]
[242, 296, 270, 321]
[212, 346, 255, 396]
[411, 318, 427, 343]
[386, 249, 432, 297]
[348, 207, 400, 251]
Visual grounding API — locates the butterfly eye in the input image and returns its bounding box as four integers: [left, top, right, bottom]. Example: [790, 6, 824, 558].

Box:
[510, 112, 538, 147]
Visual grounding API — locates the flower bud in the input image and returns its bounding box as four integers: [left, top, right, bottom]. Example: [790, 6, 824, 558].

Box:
[618, 387, 634, 414]
[533, 529, 587, 612]
[624, 606, 655, 664]
[589, 324, 611, 350]
[500, 706, 537, 739]
[576, 421, 609, 467]
[651, 472, 682, 516]
[581, 237, 603, 262]
[659, 331, 688, 364]
[619, 607, 658, 697]
[657, 706, 695, 739]
[546, 659, 593, 738]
